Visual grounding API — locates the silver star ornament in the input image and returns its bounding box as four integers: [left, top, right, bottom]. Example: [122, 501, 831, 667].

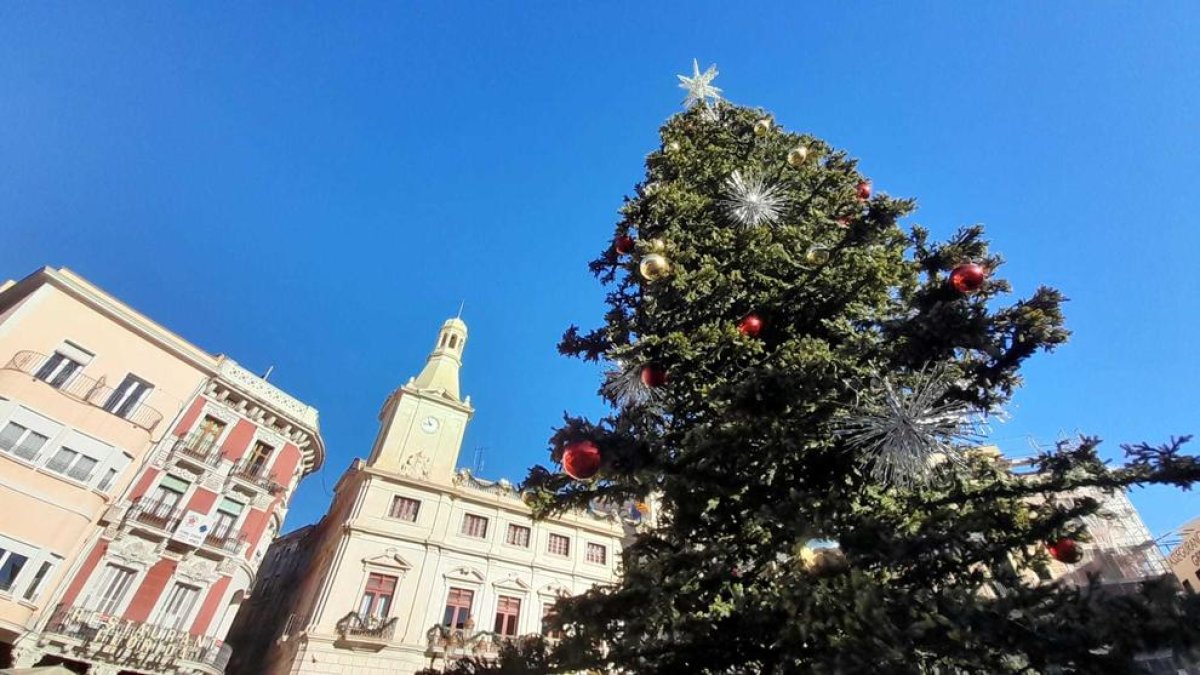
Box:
[677, 59, 722, 114]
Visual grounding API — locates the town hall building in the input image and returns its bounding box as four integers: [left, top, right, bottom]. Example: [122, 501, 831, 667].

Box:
[225, 318, 634, 674]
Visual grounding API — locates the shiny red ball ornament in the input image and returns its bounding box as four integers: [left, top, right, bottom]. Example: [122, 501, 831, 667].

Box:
[614, 234, 635, 255]
[856, 180, 872, 200]
[949, 263, 988, 294]
[640, 365, 668, 388]
[562, 440, 602, 481]
[1047, 538, 1082, 564]
[737, 314, 764, 338]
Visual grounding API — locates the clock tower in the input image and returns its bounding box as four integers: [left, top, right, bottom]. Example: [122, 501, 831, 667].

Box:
[366, 317, 474, 482]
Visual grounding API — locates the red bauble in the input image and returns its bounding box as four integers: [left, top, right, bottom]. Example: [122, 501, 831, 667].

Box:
[1047, 538, 1082, 564]
[949, 263, 987, 294]
[836, 216, 851, 228]
[640, 365, 668, 388]
[562, 440, 602, 481]
[737, 314, 764, 338]
[856, 180, 872, 200]
[614, 234, 635, 255]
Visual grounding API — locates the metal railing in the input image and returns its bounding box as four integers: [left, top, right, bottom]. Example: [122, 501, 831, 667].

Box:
[204, 527, 247, 554]
[127, 498, 186, 532]
[44, 604, 232, 673]
[229, 461, 286, 495]
[171, 432, 223, 466]
[336, 612, 398, 642]
[426, 625, 548, 660]
[4, 351, 163, 432]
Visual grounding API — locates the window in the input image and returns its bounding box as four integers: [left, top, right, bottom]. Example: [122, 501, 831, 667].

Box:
[0, 547, 29, 592]
[358, 573, 398, 619]
[149, 474, 190, 513]
[91, 564, 136, 615]
[542, 603, 561, 639]
[506, 524, 531, 548]
[22, 556, 59, 602]
[244, 441, 273, 477]
[157, 582, 200, 630]
[210, 498, 245, 540]
[103, 375, 154, 419]
[547, 534, 570, 557]
[97, 468, 119, 493]
[0, 422, 49, 461]
[586, 543, 607, 565]
[34, 352, 84, 389]
[461, 514, 489, 539]
[44, 446, 99, 482]
[494, 595, 521, 636]
[449, 335, 458, 349]
[389, 496, 420, 522]
[442, 588, 474, 630]
[189, 416, 226, 454]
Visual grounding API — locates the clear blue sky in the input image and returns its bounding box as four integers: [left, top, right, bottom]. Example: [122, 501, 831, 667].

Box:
[1, 3, 1197, 539]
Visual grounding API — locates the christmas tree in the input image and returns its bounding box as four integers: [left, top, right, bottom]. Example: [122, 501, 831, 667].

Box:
[436, 61, 1200, 674]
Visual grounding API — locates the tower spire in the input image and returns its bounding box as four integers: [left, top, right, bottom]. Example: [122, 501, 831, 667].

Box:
[410, 316, 468, 401]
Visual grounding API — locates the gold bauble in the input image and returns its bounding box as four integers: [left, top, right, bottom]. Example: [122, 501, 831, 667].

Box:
[798, 546, 849, 576]
[639, 253, 672, 281]
[753, 119, 772, 136]
[787, 145, 809, 167]
[804, 246, 830, 265]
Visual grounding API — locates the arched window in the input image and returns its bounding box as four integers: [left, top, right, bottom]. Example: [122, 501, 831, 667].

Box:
[449, 335, 458, 349]
[440, 334, 448, 348]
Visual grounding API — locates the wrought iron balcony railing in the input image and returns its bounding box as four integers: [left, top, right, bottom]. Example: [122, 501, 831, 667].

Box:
[203, 527, 247, 554]
[171, 432, 223, 467]
[44, 604, 231, 673]
[127, 498, 186, 532]
[4, 351, 164, 432]
[229, 461, 286, 495]
[426, 625, 551, 660]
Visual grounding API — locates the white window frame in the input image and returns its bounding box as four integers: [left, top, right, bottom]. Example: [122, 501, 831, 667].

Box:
[461, 513, 490, 539]
[103, 373, 155, 420]
[504, 523, 532, 549]
[0, 421, 51, 463]
[547, 533, 571, 558]
[43, 445, 101, 483]
[86, 563, 139, 616]
[585, 542, 608, 566]
[0, 535, 62, 604]
[152, 581, 203, 631]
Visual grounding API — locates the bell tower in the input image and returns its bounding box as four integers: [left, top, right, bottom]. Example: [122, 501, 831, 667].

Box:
[366, 317, 474, 482]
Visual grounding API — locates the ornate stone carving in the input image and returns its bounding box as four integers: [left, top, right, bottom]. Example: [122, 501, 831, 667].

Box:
[107, 536, 160, 569]
[201, 471, 225, 491]
[176, 556, 221, 585]
[253, 490, 275, 510]
[400, 452, 432, 479]
[218, 359, 318, 428]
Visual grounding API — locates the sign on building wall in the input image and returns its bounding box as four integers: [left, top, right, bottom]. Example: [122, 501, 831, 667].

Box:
[173, 510, 215, 547]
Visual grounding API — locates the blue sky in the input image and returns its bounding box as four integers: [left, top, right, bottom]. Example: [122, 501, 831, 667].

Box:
[1, 3, 1197, 539]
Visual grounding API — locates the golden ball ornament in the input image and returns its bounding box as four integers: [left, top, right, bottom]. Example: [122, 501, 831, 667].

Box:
[639, 253, 672, 281]
[798, 545, 849, 576]
[753, 119, 772, 136]
[804, 246, 830, 265]
[787, 145, 809, 167]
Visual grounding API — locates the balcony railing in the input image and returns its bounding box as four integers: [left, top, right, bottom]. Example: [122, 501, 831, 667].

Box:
[229, 461, 285, 495]
[426, 625, 548, 660]
[335, 612, 398, 649]
[127, 498, 186, 532]
[171, 432, 223, 467]
[4, 351, 163, 432]
[203, 527, 247, 554]
[44, 604, 231, 673]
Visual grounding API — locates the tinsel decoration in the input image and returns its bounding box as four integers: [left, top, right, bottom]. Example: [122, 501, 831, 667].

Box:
[602, 360, 664, 408]
[721, 170, 787, 227]
[839, 366, 983, 488]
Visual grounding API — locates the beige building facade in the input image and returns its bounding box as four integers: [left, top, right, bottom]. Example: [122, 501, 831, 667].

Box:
[1166, 517, 1200, 594]
[0, 267, 324, 674]
[228, 318, 634, 675]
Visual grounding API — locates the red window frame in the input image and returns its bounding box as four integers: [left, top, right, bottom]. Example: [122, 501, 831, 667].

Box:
[493, 595, 521, 636]
[547, 533, 570, 557]
[359, 572, 397, 618]
[443, 587, 474, 630]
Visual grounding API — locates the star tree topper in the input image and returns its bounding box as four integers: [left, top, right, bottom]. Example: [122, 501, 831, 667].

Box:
[678, 59, 722, 114]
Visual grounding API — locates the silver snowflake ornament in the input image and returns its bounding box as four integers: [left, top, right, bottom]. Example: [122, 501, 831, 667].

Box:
[677, 59, 722, 114]
[721, 170, 787, 227]
[602, 359, 663, 409]
[840, 367, 984, 488]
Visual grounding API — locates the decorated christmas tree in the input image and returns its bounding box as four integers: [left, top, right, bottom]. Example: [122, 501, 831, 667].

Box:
[438, 62, 1200, 674]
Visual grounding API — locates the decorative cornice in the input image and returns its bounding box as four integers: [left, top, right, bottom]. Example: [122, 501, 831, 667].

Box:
[217, 359, 318, 429]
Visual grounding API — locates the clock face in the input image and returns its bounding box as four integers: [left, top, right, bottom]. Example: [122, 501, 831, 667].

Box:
[421, 416, 440, 434]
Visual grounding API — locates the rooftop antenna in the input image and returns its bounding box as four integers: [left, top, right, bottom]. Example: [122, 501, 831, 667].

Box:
[456, 300, 465, 319]
[472, 447, 486, 475]
[262, 365, 275, 381]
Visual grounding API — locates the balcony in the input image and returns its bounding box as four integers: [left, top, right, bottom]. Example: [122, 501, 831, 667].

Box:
[229, 461, 285, 496]
[4, 351, 164, 432]
[170, 432, 224, 469]
[426, 625, 547, 661]
[127, 498, 185, 533]
[43, 604, 231, 675]
[335, 612, 398, 650]
[203, 527, 247, 555]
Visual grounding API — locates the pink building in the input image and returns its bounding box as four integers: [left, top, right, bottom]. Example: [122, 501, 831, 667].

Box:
[0, 267, 324, 674]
